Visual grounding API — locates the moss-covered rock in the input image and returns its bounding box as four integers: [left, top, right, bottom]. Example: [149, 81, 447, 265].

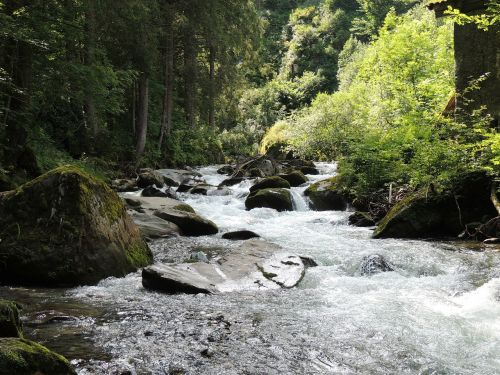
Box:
[304, 177, 349, 211]
[374, 174, 497, 239]
[0, 338, 76, 375]
[249, 176, 290, 193]
[279, 171, 308, 187]
[0, 166, 152, 286]
[245, 188, 293, 211]
[0, 300, 22, 338]
[154, 209, 218, 236]
[137, 168, 164, 189]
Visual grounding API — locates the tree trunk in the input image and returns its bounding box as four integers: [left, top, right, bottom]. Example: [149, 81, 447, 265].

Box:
[84, 0, 98, 140]
[208, 45, 216, 128]
[136, 74, 149, 159]
[183, 27, 196, 127]
[159, 6, 175, 150]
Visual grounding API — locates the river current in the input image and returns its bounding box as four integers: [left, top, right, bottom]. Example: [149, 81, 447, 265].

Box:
[1, 163, 499, 374]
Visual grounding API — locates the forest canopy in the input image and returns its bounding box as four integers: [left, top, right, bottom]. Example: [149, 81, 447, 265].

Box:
[0, 0, 499, 198]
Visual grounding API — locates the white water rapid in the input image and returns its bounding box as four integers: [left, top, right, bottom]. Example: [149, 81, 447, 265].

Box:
[15, 163, 500, 374]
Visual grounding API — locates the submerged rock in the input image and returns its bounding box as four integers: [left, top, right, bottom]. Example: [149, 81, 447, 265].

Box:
[0, 166, 152, 286]
[0, 300, 22, 338]
[142, 240, 307, 294]
[279, 171, 308, 187]
[0, 338, 76, 375]
[222, 230, 260, 240]
[360, 255, 394, 276]
[304, 177, 349, 211]
[245, 188, 293, 211]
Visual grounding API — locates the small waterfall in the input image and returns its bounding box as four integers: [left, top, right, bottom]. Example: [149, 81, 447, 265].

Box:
[291, 189, 309, 211]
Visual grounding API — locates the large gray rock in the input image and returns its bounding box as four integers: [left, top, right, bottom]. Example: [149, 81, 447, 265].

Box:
[127, 210, 181, 239]
[245, 188, 293, 211]
[0, 166, 152, 286]
[123, 196, 218, 237]
[142, 240, 306, 294]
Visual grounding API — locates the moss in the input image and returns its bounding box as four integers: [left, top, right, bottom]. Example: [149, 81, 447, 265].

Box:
[126, 242, 153, 268]
[0, 338, 75, 375]
[0, 300, 22, 338]
[279, 171, 307, 187]
[173, 203, 196, 214]
[249, 176, 291, 193]
[304, 176, 340, 196]
[245, 188, 293, 212]
[0, 165, 151, 286]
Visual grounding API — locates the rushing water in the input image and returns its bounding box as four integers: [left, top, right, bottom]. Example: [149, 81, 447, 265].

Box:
[1, 163, 500, 375]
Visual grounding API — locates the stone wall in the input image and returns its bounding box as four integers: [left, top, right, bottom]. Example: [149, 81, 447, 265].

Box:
[454, 22, 500, 124]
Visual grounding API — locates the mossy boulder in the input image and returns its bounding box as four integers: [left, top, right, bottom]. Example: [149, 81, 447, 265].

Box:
[0, 300, 22, 338]
[245, 188, 293, 211]
[304, 177, 349, 211]
[279, 171, 308, 187]
[374, 174, 497, 239]
[0, 166, 153, 286]
[137, 168, 164, 189]
[249, 176, 290, 193]
[154, 209, 218, 236]
[0, 338, 76, 375]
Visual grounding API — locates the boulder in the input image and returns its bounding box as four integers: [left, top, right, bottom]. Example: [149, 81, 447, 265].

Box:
[156, 169, 202, 187]
[222, 230, 260, 240]
[110, 178, 138, 193]
[154, 209, 218, 236]
[0, 338, 76, 375]
[304, 177, 349, 211]
[190, 184, 217, 195]
[348, 212, 375, 227]
[0, 170, 16, 192]
[127, 210, 181, 239]
[360, 255, 394, 276]
[279, 171, 308, 187]
[300, 166, 319, 175]
[233, 156, 280, 178]
[0, 300, 22, 338]
[177, 177, 205, 193]
[123, 196, 216, 237]
[142, 239, 306, 294]
[249, 176, 290, 193]
[142, 185, 177, 199]
[374, 173, 497, 239]
[217, 165, 235, 175]
[219, 177, 245, 187]
[0, 166, 153, 286]
[137, 169, 164, 189]
[245, 188, 293, 212]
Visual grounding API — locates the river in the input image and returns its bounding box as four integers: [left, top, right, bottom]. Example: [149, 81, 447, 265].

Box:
[1, 163, 499, 374]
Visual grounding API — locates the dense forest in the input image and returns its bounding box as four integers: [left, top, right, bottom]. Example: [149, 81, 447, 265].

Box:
[1, 0, 499, 199]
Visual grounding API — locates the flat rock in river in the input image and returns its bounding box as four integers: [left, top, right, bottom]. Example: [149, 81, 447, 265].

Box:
[142, 239, 306, 294]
